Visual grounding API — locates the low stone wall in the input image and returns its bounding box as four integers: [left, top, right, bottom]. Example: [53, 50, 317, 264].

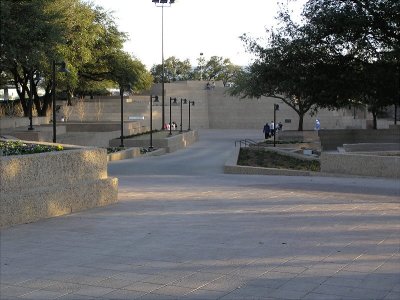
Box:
[277, 130, 320, 142]
[319, 128, 400, 151]
[0, 116, 50, 134]
[224, 147, 318, 176]
[109, 130, 198, 153]
[320, 152, 400, 178]
[224, 145, 399, 179]
[343, 143, 400, 152]
[65, 121, 145, 133]
[107, 147, 167, 161]
[0, 144, 118, 228]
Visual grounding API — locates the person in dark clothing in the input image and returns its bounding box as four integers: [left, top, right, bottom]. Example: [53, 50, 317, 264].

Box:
[263, 123, 270, 139]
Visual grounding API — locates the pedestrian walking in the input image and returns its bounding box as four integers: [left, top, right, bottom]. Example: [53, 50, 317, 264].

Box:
[263, 122, 271, 139]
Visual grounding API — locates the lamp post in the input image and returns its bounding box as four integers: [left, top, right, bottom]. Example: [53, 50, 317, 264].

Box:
[188, 100, 195, 131]
[52, 60, 69, 143]
[169, 97, 176, 136]
[28, 71, 34, 130]
[149, 95, 159, 150]
[152, 0, 175, 130]
[119, 87, 125, 147]
[119, 84, 132, 147]
[273, 103, 279, 147]
[199, 52, 204, 81]
[179, 98, 186, 133]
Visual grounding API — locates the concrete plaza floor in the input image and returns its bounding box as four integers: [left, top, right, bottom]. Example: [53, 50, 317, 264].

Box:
[1, 129, 399, 300]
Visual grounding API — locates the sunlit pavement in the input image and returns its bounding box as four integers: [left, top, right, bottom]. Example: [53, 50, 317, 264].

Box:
[1, 129, 399, 299]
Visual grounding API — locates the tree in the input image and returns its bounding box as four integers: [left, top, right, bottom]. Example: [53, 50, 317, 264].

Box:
[194, 56, 241, 86]
[231, 0, 399, 130]
[303, 0, 400, 128]
[108, 51, 153, 94]
[0, 0, 65, 116]
[150, 56, 193, 83]
[229, 9, 338, 131]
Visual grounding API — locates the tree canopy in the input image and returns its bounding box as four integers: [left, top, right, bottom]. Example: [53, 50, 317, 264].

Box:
[150, 55, 241, 87]
[0, 0, 153, 116]
[230, 0, 399, 130]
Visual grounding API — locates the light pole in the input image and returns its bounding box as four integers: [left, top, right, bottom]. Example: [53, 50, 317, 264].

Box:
[150, 95, 159, 150]
[119, 87, 125, 147]
[119, 84, 132, 147]
[152, 0, 175, 130]
[169, 97, 176, 136]
[52, 60, 69, 143]
[179, 98, 186, 133]
[188, 100, 195, 131]
[199, 52, 204, 81]
[28, 71, 34, 130]
[273, 103, 279, 147]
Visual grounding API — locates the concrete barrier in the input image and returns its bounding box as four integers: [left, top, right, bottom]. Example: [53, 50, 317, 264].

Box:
[319, 128, 400, 151]
[277, 130, 320, 142]
[107, 147, 167, 161]
[109, 130, 198, 153]
[0, 116, 50, 134]
[0, 143, 118, 228]
[343, 143, 400, 152]
[224, 147, 318, 176]
[320, 152, 400, 178]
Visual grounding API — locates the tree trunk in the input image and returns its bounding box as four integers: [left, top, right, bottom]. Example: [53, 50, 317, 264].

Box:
[372, 111, 378, 129]
[297, 113, 304, 131]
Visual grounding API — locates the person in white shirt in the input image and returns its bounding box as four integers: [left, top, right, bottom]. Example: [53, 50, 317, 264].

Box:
[270, 121, 275, 136]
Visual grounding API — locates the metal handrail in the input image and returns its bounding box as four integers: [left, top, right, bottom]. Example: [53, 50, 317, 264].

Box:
[235, 139, 258, 148]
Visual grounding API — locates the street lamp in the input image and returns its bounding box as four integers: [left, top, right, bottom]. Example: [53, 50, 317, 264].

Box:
[28, 71, 35, 130]
[52, 60, 69, 143]
[119, 85, 132, 147]
[273, 103, 279, 147]
[187, 100, 195, 131]
[152, 0, 175, 130]
[199, 52, 204, 81]
[169, 97, 176, 136]
[179, 98, 186, 133]
[149, 95, 159, 150]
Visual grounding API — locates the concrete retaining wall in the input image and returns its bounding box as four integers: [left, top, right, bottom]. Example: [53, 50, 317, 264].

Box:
[320, 152, 400, 178]
[224, 147, 318, 176]
[319, 128, 400, 151]
[109, 130, 198, 153]
[107, 147, 167, 161]
[343, 143, 400, 152]
[0, 116, 50, 134]
[0, 145, 118, 228]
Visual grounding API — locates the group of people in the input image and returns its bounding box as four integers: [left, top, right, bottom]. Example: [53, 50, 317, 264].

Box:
[163, 121, 178, 130]
[263, 121, 283, 139]
[263, 119, 321, 138]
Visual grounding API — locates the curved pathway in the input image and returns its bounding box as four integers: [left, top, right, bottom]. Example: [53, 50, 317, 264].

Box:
[1, 129, 399, 300]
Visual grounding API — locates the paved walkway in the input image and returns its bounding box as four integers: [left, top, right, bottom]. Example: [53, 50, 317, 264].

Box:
[1, 129, 399, 300]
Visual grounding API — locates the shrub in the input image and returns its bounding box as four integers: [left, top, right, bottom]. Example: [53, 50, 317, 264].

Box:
[0, 141, 64, 156]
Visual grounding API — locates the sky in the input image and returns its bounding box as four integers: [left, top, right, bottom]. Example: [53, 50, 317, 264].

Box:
[90, 0, 307, 70]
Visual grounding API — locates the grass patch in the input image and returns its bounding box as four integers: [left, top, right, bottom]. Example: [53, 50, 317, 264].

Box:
[238, 148, 320, 172]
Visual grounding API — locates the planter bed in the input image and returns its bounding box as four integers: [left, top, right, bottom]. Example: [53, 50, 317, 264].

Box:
[0, 141, 118, 228]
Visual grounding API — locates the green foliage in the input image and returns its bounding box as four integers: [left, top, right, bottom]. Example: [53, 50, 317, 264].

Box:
[193, 56, 241, 86]
[303, 0, 400, 128]
[231, 0, 399, 130]
[108, 51, 153, 93]
[150, 56, 194, 83]
[1, 0, 151, 116]
[0, 141, 64, 156]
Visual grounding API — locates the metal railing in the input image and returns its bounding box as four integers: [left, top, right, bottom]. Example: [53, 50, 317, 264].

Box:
[235, 139, 258, 148]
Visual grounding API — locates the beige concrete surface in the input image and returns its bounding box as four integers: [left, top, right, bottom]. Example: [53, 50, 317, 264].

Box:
[1, 129, 399, 300]
[0, 145, 118, 228]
